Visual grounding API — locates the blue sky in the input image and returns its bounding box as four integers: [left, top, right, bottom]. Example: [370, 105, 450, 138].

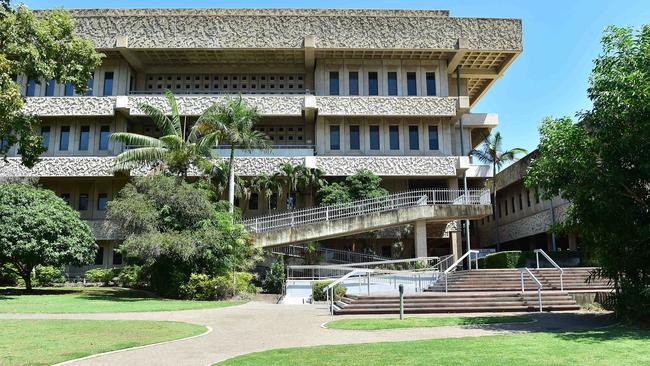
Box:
[22, 0, 650, 152]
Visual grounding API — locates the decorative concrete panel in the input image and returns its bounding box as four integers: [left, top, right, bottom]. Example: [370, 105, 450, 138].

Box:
[316, 97, 457, 116]
[478, 203, 569, 244]
[315, 156, 458, 176]
[129, 95, 304, 116]
[68, 9, 522, 51]
[0, 157, 117, 177]
[87, 220, 123, 241]
[21, 97, 116, 116]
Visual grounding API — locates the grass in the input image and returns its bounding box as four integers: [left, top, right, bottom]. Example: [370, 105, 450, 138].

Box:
[216, 326, 650, 366]
[0, 319, 206, 366]
[0, 287, 246, 313]
[325, 315, 532, 330]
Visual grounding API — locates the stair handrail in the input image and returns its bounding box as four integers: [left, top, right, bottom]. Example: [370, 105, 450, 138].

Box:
[534, 249, 564, 291]
[321, 269, 371, 315]
[519, 267, 543, 312]
[442, 250, 479, 292]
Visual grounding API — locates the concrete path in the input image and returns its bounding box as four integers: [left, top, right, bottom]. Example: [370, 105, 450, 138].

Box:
[0, 302, 614, 366]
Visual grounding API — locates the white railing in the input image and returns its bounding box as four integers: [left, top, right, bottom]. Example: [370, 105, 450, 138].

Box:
[519, 267, 544, 312]
[245, 188, 491, 233]
[442, 250, 480, 292]
[272, 245, 392, 264]
[534, 249, 564, 291]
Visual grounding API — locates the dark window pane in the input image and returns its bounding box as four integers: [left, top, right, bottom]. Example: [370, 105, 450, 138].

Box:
[103, 72, 114, 96]
[505, 199, 509, 215]
[249, 193, 259, 210]
[349, 125, 360, 150]
[519, 194, 523, 210]
[389, 125, 399, 150]
[45, 79, 56, 96]
[94, 247, 104, 265]
[349, 72, 359, 95]
[99, 125, 110, 150]
[41, 126, 50, 149]
[270, 193, 278, 210]
[387, 72, 398, 95]
[26, 79, 36, 96]
[86, 79, 94, 96]
[409, 125, 419, 150]
[60, 193, 71, 205]
[78, 193, 89, 211]
[407, 72, 417, 96]
[368, 72, 378, 95]
[511, 196, 516, 213]
[428, 126, 439, 150]
[329, 125, 340, 150]
[64, 82, 74, 96]
[527, 190, 531, 207]
[369, 126, 380, 150]
[113, 249, 123, 265]
[79, 126, 90, 151]
[59, 126, 70, 151]
[426, 72, 436, 96]
[97, 193, 108, 211]
[329, 71, 339, 95]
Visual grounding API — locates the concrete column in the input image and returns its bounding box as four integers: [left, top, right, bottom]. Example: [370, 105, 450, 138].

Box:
[568, 233, 578, 251]
[414, 220, 428, 258]
[451, 231, 462, 261]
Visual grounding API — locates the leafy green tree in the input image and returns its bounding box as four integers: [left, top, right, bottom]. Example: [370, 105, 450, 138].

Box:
[0, 4, 103, 167]
[0, 183, 96, 290]
[193, 94, 270, 212]
[256, 172, 284, 211]
[317, 182, 351, 205]
[110, 90, 214, 177]
[262, 257, 285, 294]
[345, 169, 389, 200]
[525, 26, 650, 320]
[470, 132, 527, 250]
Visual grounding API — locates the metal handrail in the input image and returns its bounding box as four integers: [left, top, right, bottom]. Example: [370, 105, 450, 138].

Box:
[534, 249, 564, 291]
[323, 269, 369, 315]
[442, 250, 479, 292]
[244, 188, 491, 233]
[272, 244, 392, 264]
[519, 267, 544, 312]
[336, 256, 439, 268]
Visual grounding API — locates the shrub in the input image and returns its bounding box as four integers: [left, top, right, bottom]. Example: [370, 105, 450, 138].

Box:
[84, 268, 118, 286]
[262, 258, 286, 294]
[34, 266, 65, 287]
[180, 273, 217, 301]
[0, 264, 19, 286]
[312, 280, 346, 301]
[116, 265, 145, 288]
[180, 272, 256, 301]
[478, 250, 586, 269]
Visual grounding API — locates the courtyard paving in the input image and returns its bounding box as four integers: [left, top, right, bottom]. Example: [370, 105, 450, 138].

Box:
[0, 302, 613, 366]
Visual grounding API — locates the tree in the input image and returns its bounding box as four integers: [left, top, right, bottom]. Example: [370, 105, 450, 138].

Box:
[0, 4, 103, 167]
[192, 94, 270, 213]
[317, 182, 351, 205]
[525, 26, 650, 320]
[0, 183, 96, 290]
[317, 169, 388, 205]
[110, 90, 214, 177]
[470, 132, 527, 250]
[279, 162, 304, 209]
[256, 172, 284, 211]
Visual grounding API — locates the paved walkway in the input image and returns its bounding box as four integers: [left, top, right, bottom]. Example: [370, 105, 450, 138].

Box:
[0, 302, 613, 366]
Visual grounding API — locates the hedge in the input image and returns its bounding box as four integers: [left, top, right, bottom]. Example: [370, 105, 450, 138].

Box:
[477, 250, 589, 269]
[312, 280, 346, 301]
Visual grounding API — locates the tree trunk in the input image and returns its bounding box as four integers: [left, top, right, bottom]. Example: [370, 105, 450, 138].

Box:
[228, 144, 236, 213]
[22, 271, 32, 291]
[493, 163, 501, 251]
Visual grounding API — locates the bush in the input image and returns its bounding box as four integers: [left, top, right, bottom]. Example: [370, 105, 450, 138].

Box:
[0, 264, 19, 286]
[34, 266, 65, 287]
[116, 265, 145, 288]
[262, 258, 285, 294]
[84, 268, 118, 286]
[481, 251, 526, 268]
[180, 273, 217, 301]
[477, 250, 586, 268]
[312, 280, 346, 301]
[180, 272, 256, 301]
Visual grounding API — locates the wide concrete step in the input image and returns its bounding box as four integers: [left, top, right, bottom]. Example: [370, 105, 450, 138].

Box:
[334, 304, 580, 315]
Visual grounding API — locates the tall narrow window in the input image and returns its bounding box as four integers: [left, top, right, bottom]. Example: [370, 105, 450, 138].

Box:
[103, 72, 114, 96]
[505, 199, 509, 216]
[98, 125, 110, 150]
[79, 126, 90, 151]
[78, 193, 89, 211]
[249, 193, 259, 210]
[519, 193, 523, 210]
[349, 72, 359, 95]
[97, 193, 108, 211]
[94, 247, 104, 265]
[270, 193, 278, 210]
[389, 125, 400, 150]
[526, 190, 531, 207]
[498, 202, 502, 218]
[329, 125, 340, 150]
[59, 126, 70, 151]
[349, 125, 360, 150]
[426, 72, 436, 96]
[408, 125, 420, 150]
[86, 79, 94, 96]
[387, 72, 398, 95]
[369, 125, 380, 150]
[407, 72, 417, 96]
[511, 196, 516, 213]
[45, 79, 55, 96]
[428, 126, 439, 150]
[41, 126, 51, 149]
[26, 79, 36, 96]
[329, 71, 339, 96]
[535, 188, 540, 204]
[64, 82, 74, 96]
[368, 72, 378, 96]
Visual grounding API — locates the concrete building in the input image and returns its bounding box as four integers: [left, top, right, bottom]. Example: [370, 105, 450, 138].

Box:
[475, 150, 579, 251]
[1, 8, 522, 271]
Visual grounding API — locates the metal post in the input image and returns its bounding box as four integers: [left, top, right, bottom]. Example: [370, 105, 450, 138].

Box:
[358, 273, 362, 294]
[367, 272, 371, 296]
[445, 274, 448, 292]
[520, 272, 525, 293]
[399, 284, 405, 320]
[560, 272, 564, 292]
[549, 198, 557, 251]
[538, 288, 543, 313]
[325, 207, 329, 221]
[536, 251, 540, 269]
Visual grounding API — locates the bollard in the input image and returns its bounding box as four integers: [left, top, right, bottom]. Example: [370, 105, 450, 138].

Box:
[399, 284, 404, 320]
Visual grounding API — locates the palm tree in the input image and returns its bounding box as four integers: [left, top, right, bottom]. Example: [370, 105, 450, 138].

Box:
[256, 172, 284, 211]
[300, 166, 326, 207]
[279, 162, 305, 210]
[193, 95, 271, 213]
[110, 90, 213, 177]
[204, 160, 229, 200]
[470, 132, 527, 251]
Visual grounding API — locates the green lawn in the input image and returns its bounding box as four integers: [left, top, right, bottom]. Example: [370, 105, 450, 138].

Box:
[217, 326, 650, 366]
[1, 319, 206, 366]
[0, 287, 245, 313]
[325, 315, 532, 330]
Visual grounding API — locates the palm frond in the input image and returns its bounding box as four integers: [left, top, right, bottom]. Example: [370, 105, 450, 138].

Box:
[109, 132, 163, 148]
[163, 89, 182, 137]
[136, 102, 177, 137]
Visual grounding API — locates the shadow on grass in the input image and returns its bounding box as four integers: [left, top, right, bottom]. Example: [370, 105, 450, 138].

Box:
[0, 287, 168, 303]
[0, 288, 78, 296]
[553, 325, 650, 344]
[462, 312, 616, 333]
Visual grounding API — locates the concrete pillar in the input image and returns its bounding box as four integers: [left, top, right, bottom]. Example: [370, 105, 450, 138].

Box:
[568, 233, 578, 251]
[451, 231, 462, 261]
[414, 220, 428, 258]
